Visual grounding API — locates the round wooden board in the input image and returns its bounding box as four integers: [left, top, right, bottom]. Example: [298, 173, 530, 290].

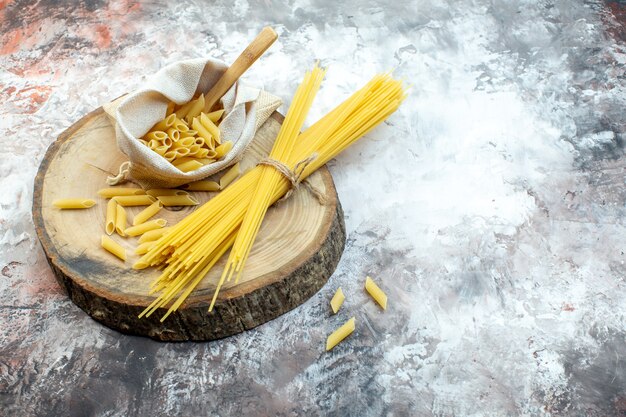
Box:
[32, 108, 346, 341]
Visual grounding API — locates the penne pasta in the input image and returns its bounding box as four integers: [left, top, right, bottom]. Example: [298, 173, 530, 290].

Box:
[172, 137, 195, 148]
[173, 118, 189, 132]
[191, 118, 213, 146]
[113, 195, 157, 206]
[219, 162, 240, 189]
[135, 241, 156, 255]
[146, 189, 189, 197]
[157, 194, 199, 206]
[207, 109, 224, 123]
[365, 276, 387, 309]
[214, 141, 233, 159]
[152, 114, 176, 132]
[115, 204, 127, 236]
[163, 150, 177, 161]
[138, 139, 148, 146]
[187, 144, 201, 155]
[145, 131, 168, 141]
[326, 317, 356, 351]
[97, 188, 146, 198]
[175, 101, 196, 119]
[175, 159, 204, 173]
[195, 148, 209, 158]
[185, 95, 205, 124]
[101, 235, 126, 261]
[167, 128, 180, 142]
[194, 137, 204, 146]
[330, 287, 345, 314]
[105, 199, 117, 235]
[181, 180, 220, 192]
[161, 137, 173, 147]
[179, 129, 197, 138]
[138, 226, 172, 244]
[200, 113, 221, 144]
[148, 139, 159, 149]
[133, 201, 163, 226]
[197, 158, 215, 165]
[52, 199, 96, 209]
[154, 145, 169, 156]
[125, 219, 168, 237]
[174, 147, 190, 157]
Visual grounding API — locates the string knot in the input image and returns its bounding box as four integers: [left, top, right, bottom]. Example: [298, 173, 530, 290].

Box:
[106, 161, 131, 185]
[257, 154, 328, 205]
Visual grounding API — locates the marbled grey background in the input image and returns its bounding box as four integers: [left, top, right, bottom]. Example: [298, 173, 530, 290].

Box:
[2, 0, 626, 416]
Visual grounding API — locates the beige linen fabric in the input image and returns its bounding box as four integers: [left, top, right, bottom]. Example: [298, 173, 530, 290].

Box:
[102, 58, 281, 189]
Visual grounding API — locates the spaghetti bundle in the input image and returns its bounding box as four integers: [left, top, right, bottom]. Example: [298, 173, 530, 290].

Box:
[136, 66, 407, 321]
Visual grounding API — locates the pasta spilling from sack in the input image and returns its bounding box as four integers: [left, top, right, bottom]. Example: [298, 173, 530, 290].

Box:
[139, 101, 232, 172]
[135, 66, 407, 322]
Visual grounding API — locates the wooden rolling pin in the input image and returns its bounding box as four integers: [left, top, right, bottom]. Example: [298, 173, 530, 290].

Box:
[203, 26, 278, 112]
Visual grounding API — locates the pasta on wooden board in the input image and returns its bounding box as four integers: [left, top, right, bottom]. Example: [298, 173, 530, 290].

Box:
[124, 219, 167, 237]
[53, 199, 96, 209]
[97, 188, 145, 198]
[105, 199, 117, 235]
[101, 235, 126, 261]
[113, 195, 157, 207]
[115, 204, 127, 237]
[133, 201, 163, 226]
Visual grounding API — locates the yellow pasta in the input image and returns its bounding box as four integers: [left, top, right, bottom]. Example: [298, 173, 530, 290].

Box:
[182, 180, 220, 191]
[167, 128, 180, 142]
[52, 199, 96, 209]
[195, 148, 210, 159]
[154, 145, 169, 156]
[174, 159, 203, 172]
[207, 109, 224, 123]
[163, 150, 177, 161]
[152, 114, 176, 131]
[137, 226, 171, 244]
[113, 195, 157, 206]
[101, 235, 126, 261]
[330, 287, 345, 314]
[133, 201, 163, 226]
[136, 69, 407, 321]
[200, 113, 221, 144]
[197, 158, 215, 165]
[191, 118, 213, 146]
[145, 131, 168, 141]
[124, 219, 168, 237]
[214, 141, 233, 159]
[180, 129, 197, 138]
[135, 241, 156, 255]
[157, 195, 199, 206]
[174, 100, 196, 119]
[219, 162, 240, 190]
[105, 199, 117, 235]
[185, 95, 205, 123]
[115, 204, 127, 236]
[365, 276, 387, 310]
[326, 317, 355, 351]
[146, 189, 188, 197]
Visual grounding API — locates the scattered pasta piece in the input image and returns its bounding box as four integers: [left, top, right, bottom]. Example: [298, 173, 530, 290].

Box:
[52, 199, 96, 209]
[105, 199, 117, 235]
[113, 195, 157, 206]
[145, 189, 189, 197]
[135, 241, 156, 255]
[138, 227, 171, 244]
[330, 287, 345, 314]
[133, 201, 163, 226]
[125, 219, 168, 237]
[157, 195, 199, 207]
[181, 180, 220, 192]
[115, 204, 127, 237]
[101, 235, 126, 261]
[326, 317, 355, 351]
[97, 188, 146, 198]
[219, 162, 240, 190]
[365, 276, 387, 310]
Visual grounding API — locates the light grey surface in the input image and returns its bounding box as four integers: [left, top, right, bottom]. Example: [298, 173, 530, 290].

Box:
[1, 0, 626, 415]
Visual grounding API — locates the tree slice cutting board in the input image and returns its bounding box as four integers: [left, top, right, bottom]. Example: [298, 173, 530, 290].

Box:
[32, 108, 346, 341]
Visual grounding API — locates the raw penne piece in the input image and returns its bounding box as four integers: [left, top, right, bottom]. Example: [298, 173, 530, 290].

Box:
[124, 219, 168, 237]
[172, 137, 195, 148]
[52, 199, 96, 209]
[175, 159, 204, 173]
[154, 145, 169, 156]
[326, 317, 356, 351]
[365, 276, 387, 310]
[175, 100, 196, 119]
[157, 195, 199, 206]
[105, 199, 117, 235]
[330, 287, 345, 314]
[191, 118, 213, 145]
[133, 201, 163, 226]
[152, 114, 176, 132]
[97, 188, 146, 198]
[113, 195, 157, 206]
[182, 180, 220, 191]
[187, 144, 201, 155]
[163, 150, 177, 161]
[148, 139, 160, 149]
[197, 158, 215, 165]
[145, 131, 168, 141]
[185, 95, 205, 123]
[200, 113, 221, 144]
[161, 137, 173, 147]
[179, 129, 197, 138]
[167, 128, 180, 142]
[195, 148, 209, 158]
[115, 204, 127, 236]
[138, 139, 148, 146]
[166, 101, 176, 116]
[101, 235, 126, 261]
[174, 147, 190, 157]
[214, 141, 233, 159]
[135, 241, 156, 255]
[137, 226, 171, 243]
[207, 109, 224, 123]
[173, 117, 189, 132]
[219, 162, 240, 189]
[145, 189, 189, 197]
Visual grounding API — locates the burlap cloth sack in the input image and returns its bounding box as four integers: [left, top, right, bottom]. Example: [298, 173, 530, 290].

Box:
[103, 57, 282, 189]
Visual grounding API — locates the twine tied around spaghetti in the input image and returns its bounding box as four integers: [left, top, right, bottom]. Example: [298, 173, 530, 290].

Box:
[257, 153, 328, 205]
